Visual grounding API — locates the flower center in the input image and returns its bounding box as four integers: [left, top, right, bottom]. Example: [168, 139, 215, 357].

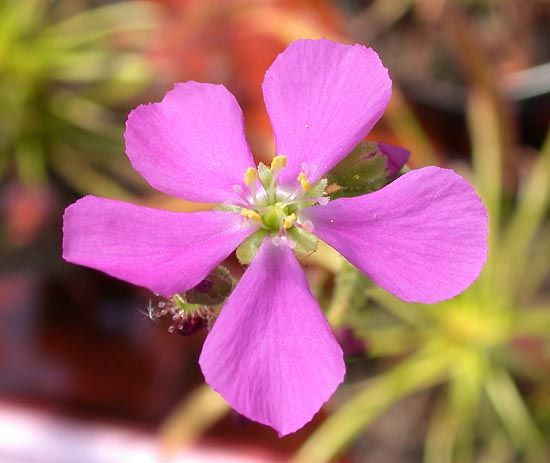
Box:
[233, 155, 327, 257]
[238, 155, 326, 232]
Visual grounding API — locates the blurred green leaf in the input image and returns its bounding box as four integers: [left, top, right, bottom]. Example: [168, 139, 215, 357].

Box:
[0, 0, 159, 202]
[291, 345, 450, 463]
[484, 366, 545, 461]
[498, 131, 550, 301]
[159, 385, 229, 456]
[326, 262, 371, 327]
[383, 87, 440, 167]
[50, 149, 135, 201]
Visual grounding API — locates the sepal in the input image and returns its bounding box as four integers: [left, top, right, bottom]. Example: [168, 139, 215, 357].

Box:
[288, 227, 318, 255]
[236, 229, 268, 265]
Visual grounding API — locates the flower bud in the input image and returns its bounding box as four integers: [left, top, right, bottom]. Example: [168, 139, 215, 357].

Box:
[185, 266, 235, 306]
[326, 141, 409, 199]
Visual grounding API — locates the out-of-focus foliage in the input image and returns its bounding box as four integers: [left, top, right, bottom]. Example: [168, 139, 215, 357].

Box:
[0, 0, 159, 198]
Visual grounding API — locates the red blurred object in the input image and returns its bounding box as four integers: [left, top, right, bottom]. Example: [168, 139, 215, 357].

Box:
[1, 182, 55, 247]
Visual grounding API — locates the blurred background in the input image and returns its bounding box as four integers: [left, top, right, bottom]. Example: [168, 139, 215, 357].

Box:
[0, 0, 549, 462]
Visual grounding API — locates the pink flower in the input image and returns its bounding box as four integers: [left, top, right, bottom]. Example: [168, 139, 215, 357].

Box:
[63, 39, 488, 436]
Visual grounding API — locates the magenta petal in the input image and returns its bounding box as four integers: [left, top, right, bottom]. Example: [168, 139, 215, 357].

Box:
[376, 142, 410, 177]
[306, 167, 488, 303]
[125, 82, 254, 203]
[263, 39, 391, 185]
[199, 241, 345, 436]
[62, 196, 254, 296]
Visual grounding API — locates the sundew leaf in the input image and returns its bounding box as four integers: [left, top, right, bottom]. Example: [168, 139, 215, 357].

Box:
[456, 8, 515, 244]
[426, 354, 484, 463]
[497, 131, 550, 300]
[365, 286, 429, 327]
[518, 232, 550, 302]
[0, 1, 156, 197]
[39, 1, 159, 48]
[513, 307, 550, 337]
[290, 344, 450, 463]
[505, 132, 550, 246]
[50, 148, 135, 201]
[360, 324, 418, 357]
[159, 384, 229, 453]
[383, 86, 439, 166]
[484, 365, 544, 461]
[425, 395, 458, 463]
[0, 0, 45, 51]
[15, 138, 46, 185]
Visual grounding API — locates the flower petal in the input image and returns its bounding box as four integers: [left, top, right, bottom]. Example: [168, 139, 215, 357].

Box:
[306, 167, 488, 303]
[199, 240, 345, 436]
[62, 196, 254, 296]
[125, 82, 254, 203]
[263, 38, 391, 185]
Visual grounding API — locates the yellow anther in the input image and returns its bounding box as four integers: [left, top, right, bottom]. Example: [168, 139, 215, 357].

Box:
[244, 167, 258, 186]
[297, 172, 311, 192]
[270, 155, 287, 171]
[241, 209, 261, 221]
[283, 213, 296, 230]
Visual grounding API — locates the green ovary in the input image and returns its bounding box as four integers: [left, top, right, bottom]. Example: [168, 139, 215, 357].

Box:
[261, 204, 292, 231]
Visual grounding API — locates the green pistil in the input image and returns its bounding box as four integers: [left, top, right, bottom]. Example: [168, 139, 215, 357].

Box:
[262, 205, 286, 230]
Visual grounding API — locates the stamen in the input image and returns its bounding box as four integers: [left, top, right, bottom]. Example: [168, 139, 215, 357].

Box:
[283, 213, 296, 230]
[243, 167, 259, 201]
[269, 155, 287, 191]
[244, 167, 257, 186]
[241, 209, 261, 221]
[270, 155, 287, 171]
[297, 172, 311, 192]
